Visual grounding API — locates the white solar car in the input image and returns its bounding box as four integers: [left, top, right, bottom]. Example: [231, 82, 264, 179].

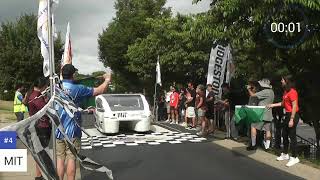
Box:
[94, 94, 151, 134]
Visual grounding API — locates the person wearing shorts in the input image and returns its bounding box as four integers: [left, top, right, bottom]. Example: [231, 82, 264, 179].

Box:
[56, 138, 81, 161]
[246, 78, 274, 151]
[56, 64, 111, 180]
[195, 85, 207, 136]
[184, 82, 196, 129]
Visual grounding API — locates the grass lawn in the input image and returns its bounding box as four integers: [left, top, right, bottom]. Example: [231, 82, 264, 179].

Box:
[0, 100, 13, 111]
[0, 100, 29, 122]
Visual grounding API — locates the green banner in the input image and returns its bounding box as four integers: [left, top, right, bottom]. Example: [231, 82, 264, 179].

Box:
[235, 105, 266, 124]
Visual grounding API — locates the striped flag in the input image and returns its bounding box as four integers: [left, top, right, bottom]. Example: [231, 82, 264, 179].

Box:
[62, 22, 72, 65]
[37, 0, 50, 77]
[0, 87, 114, 180]
[156, 55, 162, 86]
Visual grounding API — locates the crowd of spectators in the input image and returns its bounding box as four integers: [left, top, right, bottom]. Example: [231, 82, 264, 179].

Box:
[157, 75, 301, 167]
[157, 82, 230, 136]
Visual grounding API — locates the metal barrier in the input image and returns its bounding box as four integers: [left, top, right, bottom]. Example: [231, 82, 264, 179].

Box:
[296, 135, 319, 160]
[270, 132, 319, 161]
[213, 105, 231, 138]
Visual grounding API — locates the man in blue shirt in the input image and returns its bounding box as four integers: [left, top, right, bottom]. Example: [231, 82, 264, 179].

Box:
[56, 64, 111, 180]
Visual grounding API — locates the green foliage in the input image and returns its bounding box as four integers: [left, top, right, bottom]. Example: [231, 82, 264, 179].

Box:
[98, 0, 171, 93]
[98, 0, 319, 130]
[0, 14, 63, 100]
[126, 14, 212, 86]
[194, 0, 320, 142]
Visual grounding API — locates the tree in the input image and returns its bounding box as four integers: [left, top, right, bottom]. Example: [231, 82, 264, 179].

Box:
[126, 14, 212, 89]
[194, 0, 320, 150]
[98, 0, 171, 93]
[0, 14, 63, 100]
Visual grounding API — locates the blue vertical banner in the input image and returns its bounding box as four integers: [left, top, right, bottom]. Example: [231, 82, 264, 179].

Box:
[0, 131, 17, 149]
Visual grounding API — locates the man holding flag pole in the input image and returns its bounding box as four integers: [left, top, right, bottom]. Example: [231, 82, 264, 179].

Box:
[0, 1, 114, 179]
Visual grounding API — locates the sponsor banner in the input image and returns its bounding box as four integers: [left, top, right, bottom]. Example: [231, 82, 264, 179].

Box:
[206, 44, 229, 98]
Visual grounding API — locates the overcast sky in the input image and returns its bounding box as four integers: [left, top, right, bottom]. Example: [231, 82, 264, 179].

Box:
[0, 0, 211, 74]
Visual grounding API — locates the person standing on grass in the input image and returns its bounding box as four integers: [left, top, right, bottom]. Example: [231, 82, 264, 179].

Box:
[246, 79, 274, 151]
[13, 84, 28, 122]
[268, 75, 300, 167]
[169, 86, 180, 124]
[27, 77, 51, 180]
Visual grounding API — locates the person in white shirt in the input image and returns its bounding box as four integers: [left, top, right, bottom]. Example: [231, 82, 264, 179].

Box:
[165, 88, 173, 122]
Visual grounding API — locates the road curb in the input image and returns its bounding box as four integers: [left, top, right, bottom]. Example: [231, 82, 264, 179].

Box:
[155, 122, 320, 180]
[214, 139, 320, 180]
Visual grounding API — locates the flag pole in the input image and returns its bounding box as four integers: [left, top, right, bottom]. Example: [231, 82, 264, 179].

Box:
[47, 0, 57, 168]
[153, 63, 157, 122]
[153, 82, 157, 122]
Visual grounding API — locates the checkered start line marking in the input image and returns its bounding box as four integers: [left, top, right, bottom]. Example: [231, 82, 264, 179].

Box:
[81, 131, 207, 149]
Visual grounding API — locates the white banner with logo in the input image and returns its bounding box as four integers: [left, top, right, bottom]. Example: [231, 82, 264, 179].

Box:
[206, 44, 230, 98]
[156, 55, 162, 86]
[37, 0, 50, 77]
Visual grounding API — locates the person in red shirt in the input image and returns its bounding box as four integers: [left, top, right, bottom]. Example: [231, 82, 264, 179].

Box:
[169, 86, 180, 124]
[268, 75, 300, 167]
[27, 77, 51, 180]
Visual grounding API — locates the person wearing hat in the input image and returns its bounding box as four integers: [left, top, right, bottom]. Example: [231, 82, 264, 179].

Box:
[246, 78, 274, 151]
[56, 64, 112, 180]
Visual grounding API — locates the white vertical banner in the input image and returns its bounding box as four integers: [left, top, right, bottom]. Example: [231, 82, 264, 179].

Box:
[225, 45, 235, 84]
[37, 0, 50, 77]
[156, 55, 162, 86]
[62, 22, 72, 66]
[206, 43, 229, 98]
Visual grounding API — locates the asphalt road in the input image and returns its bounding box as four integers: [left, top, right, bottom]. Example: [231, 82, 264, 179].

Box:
[80, 141, 303, 180]
[80, 114, 303, 180]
